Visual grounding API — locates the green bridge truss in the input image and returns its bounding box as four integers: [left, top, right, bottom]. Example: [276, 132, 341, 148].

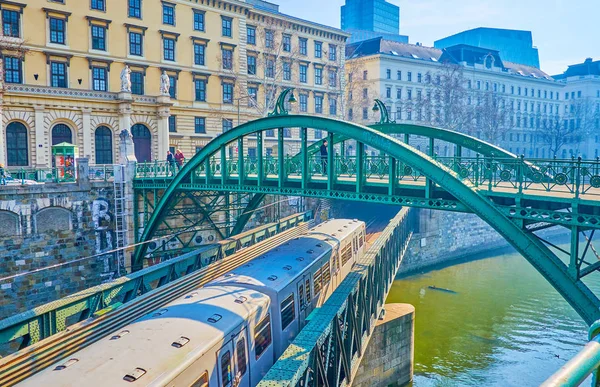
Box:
[133, 103, 600, 325]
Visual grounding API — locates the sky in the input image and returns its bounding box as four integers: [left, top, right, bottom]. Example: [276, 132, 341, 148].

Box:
[276, 0, 599, 75]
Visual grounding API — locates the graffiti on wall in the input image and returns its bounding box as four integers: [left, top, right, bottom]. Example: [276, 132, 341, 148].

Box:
[92, 198, 114, 274]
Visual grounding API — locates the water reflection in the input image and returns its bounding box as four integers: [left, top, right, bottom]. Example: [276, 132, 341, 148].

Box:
[387, 245, 599, 386]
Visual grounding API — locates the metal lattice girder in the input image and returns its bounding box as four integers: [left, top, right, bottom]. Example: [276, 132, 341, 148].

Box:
[134, 114, 600, 325]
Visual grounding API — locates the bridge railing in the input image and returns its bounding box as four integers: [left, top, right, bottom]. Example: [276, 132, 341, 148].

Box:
[135, 156, 600, 199]
[258, 208, 414, 387]
[4, 164, 117, 185]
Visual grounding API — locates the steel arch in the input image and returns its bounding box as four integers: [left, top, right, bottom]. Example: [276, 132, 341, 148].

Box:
[134, 115, 600, 325]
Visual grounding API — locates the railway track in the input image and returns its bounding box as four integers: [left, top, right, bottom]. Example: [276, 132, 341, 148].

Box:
[0, 222, 311, 386]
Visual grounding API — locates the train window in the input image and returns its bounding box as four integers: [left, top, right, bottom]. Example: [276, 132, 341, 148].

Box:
[359, 235, 364, 248]
[322, 262, 331, 284]
[280, 293, 295, 330]
[298, 284, 305, 309]
[190, 371, 209, 387]
[236, 338, 247, 377]
[313, 268, 322, 295]
[341, 245, 352, 266]
[254, 314, 272, 360]
[305, 279, 311, 305]
[221, 351, 232, 387]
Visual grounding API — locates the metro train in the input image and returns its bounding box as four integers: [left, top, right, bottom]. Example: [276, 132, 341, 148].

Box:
[19, 219, 366, 387]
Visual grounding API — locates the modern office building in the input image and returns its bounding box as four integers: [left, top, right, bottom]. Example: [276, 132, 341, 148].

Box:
[341, 0, 408, 44]
[346, 37, 600, 158]
[0, 0, 349, 168]
[434, 28, 541, 69]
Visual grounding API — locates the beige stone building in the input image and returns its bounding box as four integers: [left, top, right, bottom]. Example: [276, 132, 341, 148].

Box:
[0, 0, 349, 168]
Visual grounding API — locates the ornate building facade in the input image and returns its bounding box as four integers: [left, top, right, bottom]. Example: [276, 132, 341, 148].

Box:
[1, 0, 349, 168]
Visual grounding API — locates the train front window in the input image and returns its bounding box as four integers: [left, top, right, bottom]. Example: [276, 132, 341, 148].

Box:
[280, 293, 295, 330]
[254, 314, 272, 359]
[190, 371, 209, 387]
[236, 338, 247, 377]
[221, 351, 232, 387]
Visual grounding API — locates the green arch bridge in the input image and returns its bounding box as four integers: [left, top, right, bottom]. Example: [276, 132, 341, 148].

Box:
[133, 97, 600, 328]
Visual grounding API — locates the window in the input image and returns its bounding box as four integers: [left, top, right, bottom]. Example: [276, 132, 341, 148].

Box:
[221, 16, 232, 37]
[162, 3, 175, 25]
[283, 62, 291, 81]
[397, 70, 401, 80]
[130, 71, 144, 95]
[222, 48, 233, 70]
[194, 117, 206, 133]
[362, 88, 368, 99]
[129, 32, 143, 56]
[283, 34, 291, 52]
[247, 56, 256, 75]
[407, 72, 412, 82]
[236, 339, 247, 377]
[362, 107, 368, 120]
[52, 124, 72, 145]
[49, 18, 66, 44]
[396, 88, 401, 99]
[92, 67, 108, 91]
[91, 25, 106, 51]
[265, 129, 275, 137]
[315, 95, 323, 114]
[95, 126, 112, 164]
[299, 64, 307, 83]
[194, 79, 206, 101]
[386, 69, 391, 79]
[265, 58, 274, 78]
[193, 11, 204, 31]
[168, 75, 177, 98]
[168, 115, 176, 132]
[314, 41, 322, 58]
[2, 10, 20, 38]
[254, 314, 272, 359]
[128, 0, 142, 18]
[315, 67, 322, 85]
[386, 87, 391, 98]
[329, 69, 337, 87]
[348, 108, 353, 120]
[6, 122, 28, 166]
[314, 129, 322, 139]
[299, 94, 308, 112]
[329, 44, 337, 61]
[283, 128, 292, 138]
[299, 38, 307, 55]
[163, 38, 175, 61]
[407, 90, 412, 100]
[222, 83, 233, 104]
[417, 73, 422, 83]
[194, 43, 205, 65]
[246, 26, 256, 45]
[322, 261, 331, 284]
[190, 372, 209, 387]
[280, 294, 295, 330]
[313, 268, 322, 294]
[222, 118, 233, 132]
[220, 352, 232, 387]
[265, 30, 274, 48]
[329, 99, 337, 116]
[50, 62, 67, 88]
[4, 57, 22, 84]
[248, 87, 257, 107]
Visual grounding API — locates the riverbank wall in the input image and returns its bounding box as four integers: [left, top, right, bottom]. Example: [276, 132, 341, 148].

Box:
[398, 209, 569, 276]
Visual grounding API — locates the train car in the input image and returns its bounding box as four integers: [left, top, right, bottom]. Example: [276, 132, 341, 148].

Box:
[17, 219, 366, 387]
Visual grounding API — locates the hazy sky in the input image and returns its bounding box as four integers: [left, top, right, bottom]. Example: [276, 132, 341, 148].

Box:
[276, 0, 598, 75]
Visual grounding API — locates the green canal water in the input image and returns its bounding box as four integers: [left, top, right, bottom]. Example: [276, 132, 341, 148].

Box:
[387, 246, 599, 387]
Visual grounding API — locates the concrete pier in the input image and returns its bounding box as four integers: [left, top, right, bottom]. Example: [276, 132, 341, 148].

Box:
[353, 303, 415, 387]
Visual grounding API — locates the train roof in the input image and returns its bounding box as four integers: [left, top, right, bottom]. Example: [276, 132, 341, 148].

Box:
[19, 286, 270, 387]
[208, 219, 364, 293]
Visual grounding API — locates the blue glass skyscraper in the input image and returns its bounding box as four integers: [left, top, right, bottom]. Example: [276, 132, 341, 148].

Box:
[341, 0, 407, 43]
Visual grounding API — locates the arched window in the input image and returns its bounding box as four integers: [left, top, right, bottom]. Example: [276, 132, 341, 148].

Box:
[131, 124, 152, 162]
[95, 126, 113, 164]
[52, 124, 72, 145]
[6, 122, 28, 166]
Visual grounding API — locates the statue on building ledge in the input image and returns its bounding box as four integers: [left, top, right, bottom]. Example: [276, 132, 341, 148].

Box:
[160, 71, 170, 96]
[120, 65, 132, 93]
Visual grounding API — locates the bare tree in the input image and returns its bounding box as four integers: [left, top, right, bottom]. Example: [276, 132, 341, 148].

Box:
[474, 91, 513, 145]
[0, 30, 28, 90]
[537, 97, 599, 157]
[343, 59, 379, 124]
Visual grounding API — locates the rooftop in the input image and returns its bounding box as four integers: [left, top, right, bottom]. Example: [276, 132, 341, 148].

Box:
[554, 58, 600, 80]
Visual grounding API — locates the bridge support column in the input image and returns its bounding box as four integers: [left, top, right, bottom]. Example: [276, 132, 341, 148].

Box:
[353, 303, 415, 387]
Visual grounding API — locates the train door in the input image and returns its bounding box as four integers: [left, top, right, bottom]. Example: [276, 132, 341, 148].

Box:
[297, 277, 308, 329]
[234, 327, 250, 387]
[217, 340, 234, 387]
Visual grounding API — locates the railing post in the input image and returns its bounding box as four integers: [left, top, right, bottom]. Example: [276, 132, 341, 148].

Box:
[356, 142, 364, 193]
[575, 156, 582, 198]
[518, 154, 525, 194]
[474, 154, 480, 188]
[388, 156, 396, 196]
[327, 132, 334, 191]
[220, 146, 227, 185]
[301, 127, 308, 189]
[257, 131, 264, 187]
[278, 128, 285, 188]
[454, 145, 462, 174]
[238, 137, 244, 186]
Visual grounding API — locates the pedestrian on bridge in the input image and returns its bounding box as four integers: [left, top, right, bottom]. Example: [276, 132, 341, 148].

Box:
[166, 151, 175, 176]
[175, 149, 185, 171]
[0, 164, 5, 185]
[320, 140, 328, 175]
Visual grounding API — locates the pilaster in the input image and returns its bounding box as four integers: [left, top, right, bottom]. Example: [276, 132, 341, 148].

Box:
[118, 93, 133, 160]
[33, 105, 47, 167]
[156, 95, 173, 160]
[0, 93, 5, 166]
[81, 108, 92, 160]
